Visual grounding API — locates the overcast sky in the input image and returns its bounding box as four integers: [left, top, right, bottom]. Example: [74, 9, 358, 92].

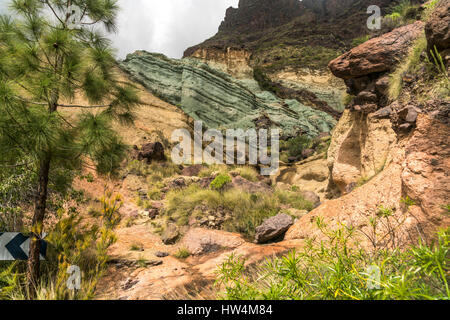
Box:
[0, 0, 239, 59]
[113, 0, 239, 59]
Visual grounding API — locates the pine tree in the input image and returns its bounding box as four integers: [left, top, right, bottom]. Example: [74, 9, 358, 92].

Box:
[0, 0, 140, 297]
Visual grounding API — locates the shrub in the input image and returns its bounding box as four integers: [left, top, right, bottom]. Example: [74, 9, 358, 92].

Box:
[351, 35, 370, 48]
[210, 174, 232, 191]
[198, 164, 229, 178]
[147, 187, 162, 201]
[275, 190, 314, 211]
[215, 224, 450, 300]
[281, 136, 312, 159]
[233, 166, 259, 182]
[174, 248, 191, 259]
[0, 191, 120, 300]
[389, 36, 428, 100]
[165, 185, 313, 239]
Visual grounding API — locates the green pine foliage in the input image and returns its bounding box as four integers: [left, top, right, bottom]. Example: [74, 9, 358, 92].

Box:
[0, 0, 140, 294]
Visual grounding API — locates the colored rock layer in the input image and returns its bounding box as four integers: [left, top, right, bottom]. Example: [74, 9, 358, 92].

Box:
[120, 51, 336, 137]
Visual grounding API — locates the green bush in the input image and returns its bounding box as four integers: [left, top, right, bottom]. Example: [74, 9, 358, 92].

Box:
[164, 185, 313, 239]
[174, 247, 191, 259]
[215, 224, 450, 300]
[210, 174, 232, 191]
[281, 136, 312, 159]
[351, 35, 370, 48]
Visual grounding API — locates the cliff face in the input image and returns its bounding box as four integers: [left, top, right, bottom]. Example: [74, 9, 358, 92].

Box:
[184, 0, 396, 71]
[120, 51, 336, 138]
[287, 10, 450, 247]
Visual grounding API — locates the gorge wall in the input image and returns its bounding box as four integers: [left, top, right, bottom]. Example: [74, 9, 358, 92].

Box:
[119, 51, 337, 138]
[287, 3, 450, 247]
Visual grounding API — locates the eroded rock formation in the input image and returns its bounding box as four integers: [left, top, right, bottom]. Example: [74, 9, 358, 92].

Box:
[287, 17, 450, 247]
[120, 51, 336, 137]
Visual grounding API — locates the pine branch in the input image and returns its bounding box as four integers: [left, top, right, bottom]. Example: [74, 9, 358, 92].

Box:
[57, 103, 112, 109]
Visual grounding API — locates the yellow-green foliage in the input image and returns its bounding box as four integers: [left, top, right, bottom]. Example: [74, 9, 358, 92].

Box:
[164, 185, 312, 239]
[198, 164, 229, 178]
[232, 166, 259, 182]
[0, 191, 121, 300]
[389, 35, 428, 100]
[389, 34, 449, 101]
[127, 159, 181, 181]
[216, 223, 450, 300]
[173, 247, 191, 259]
[352, 35, 370, 48]
[342, 93, 356, 106]
[147, 186, 162, 200]
[210, 174, 232, 190]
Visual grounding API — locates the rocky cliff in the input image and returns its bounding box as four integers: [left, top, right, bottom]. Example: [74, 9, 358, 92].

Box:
[184, 0, 398, 71]
[119, 51, 337, 137]
[287, 4, 450, 247]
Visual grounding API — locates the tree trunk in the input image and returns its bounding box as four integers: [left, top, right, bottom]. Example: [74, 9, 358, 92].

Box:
[26, 155, 51, 298]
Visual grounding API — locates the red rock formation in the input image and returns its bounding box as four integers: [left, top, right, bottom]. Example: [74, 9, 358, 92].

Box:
[425, 0, 450, 52]
[329, 21, 425, 79]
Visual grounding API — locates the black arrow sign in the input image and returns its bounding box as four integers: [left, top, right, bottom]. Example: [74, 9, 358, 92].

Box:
[0, 233, 47, 260]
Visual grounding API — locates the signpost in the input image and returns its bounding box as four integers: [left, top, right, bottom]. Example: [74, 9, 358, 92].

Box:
[0, 233, 47, 261]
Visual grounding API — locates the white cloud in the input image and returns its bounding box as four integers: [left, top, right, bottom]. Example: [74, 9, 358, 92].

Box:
[112, 0, 239, 59]
[0, 0, 238, 59]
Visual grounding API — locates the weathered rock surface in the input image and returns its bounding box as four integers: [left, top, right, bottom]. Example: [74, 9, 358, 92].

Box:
[286, 114, 450, 248]
[185, 0, 395, 72]
[231, 176, 272, 194]
[425, 0, 450, 52]
[161, 225, 180, 245]
[329, 22, 424, 79]
[255, 213, 294, 243]
[136, 142, 165, 163]
[181, 164, 205, 177]
[120, 51, 336, 138]
[181, 228, 245, 255]
[327, 109, 397, 194]
[276, 157, 329, 199]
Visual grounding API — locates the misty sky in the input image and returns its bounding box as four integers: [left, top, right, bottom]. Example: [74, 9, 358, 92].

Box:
[0, 0, 239, 59]
[113, 0, 239, 59]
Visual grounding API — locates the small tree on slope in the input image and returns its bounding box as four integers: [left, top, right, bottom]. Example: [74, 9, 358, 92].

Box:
[0, 0, 139, 297]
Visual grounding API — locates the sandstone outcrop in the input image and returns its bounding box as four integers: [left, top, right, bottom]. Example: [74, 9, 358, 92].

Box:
[188, 47, 253, 79]
[286, 115, 450, 247]
[286, 10, 450, 248]
[120, 51, 336, 137]
[327, 109, 397, 194]
[181, 228, 245, 255]
[328, 21, 425, 79]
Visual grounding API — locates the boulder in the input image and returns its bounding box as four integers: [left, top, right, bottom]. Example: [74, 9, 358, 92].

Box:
[161, 224, 180, 245]
[231, 176, 272, 194]
[301, 191, 321, 208]
[181, 164, 205, 177]
[255, 213, 293, 244]
[425, 0, 450, 52]
[301, 148, 315, 159]
[155, 252, 169, 258]
[167, 177, 187, 189]
[138, 142, 165, 163]
[329, 21, 424, 79]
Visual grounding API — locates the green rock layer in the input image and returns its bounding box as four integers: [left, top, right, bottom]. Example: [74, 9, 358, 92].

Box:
[120, 51, 336, 137]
